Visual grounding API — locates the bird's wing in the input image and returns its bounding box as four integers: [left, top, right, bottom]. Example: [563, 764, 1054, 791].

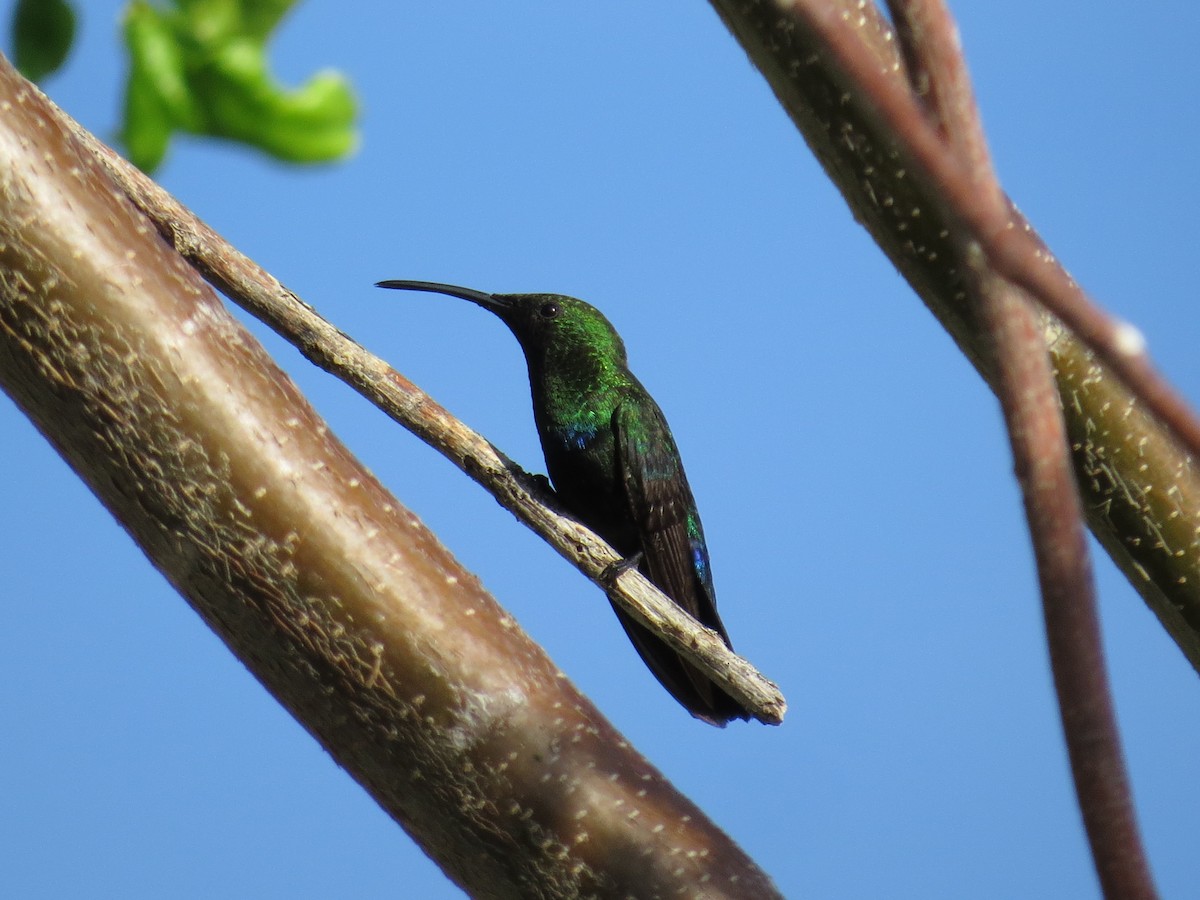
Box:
[612, 395, 727, 642]
[611, 395, 746, 724]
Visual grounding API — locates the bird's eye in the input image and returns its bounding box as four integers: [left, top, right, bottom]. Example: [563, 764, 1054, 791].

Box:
[538, 301, 560, 319]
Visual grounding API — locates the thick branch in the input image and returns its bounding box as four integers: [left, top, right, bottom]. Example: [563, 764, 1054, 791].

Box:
[0, 58, 780, 899]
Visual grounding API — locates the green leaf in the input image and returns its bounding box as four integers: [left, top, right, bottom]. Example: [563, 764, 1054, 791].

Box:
[121, 1, 198, 171]
[124, 2, 202, 127]
[13, 0, 77, 83]
[235, 0, 294, 41]
[195, 37, 357, 161]
[119, 0, 358, 172]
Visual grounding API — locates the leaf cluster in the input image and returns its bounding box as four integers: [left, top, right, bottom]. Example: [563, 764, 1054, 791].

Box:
[10, 0, 358, 172]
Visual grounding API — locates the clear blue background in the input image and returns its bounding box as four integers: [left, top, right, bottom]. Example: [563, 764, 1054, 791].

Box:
[3, 3, 1199, 897]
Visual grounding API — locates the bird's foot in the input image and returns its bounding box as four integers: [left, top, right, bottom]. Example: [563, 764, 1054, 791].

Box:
[600, 551, 644, 588]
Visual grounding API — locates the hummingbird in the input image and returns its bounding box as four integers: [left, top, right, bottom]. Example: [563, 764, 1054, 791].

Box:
[376, 280, 750, 726]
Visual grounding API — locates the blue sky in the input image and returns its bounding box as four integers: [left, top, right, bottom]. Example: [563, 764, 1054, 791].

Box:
[3, 2, 1200, 897]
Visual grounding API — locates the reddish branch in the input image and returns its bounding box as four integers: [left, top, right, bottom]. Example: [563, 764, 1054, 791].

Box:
[787, 0, 1200, 459]
[708, 4, 1200, 677]
[977, 262, 1157, 899]
[809, 0, 1159, 894]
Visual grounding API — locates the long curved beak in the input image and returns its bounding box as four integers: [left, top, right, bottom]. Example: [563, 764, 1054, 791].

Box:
[375, 280, 514, 315]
